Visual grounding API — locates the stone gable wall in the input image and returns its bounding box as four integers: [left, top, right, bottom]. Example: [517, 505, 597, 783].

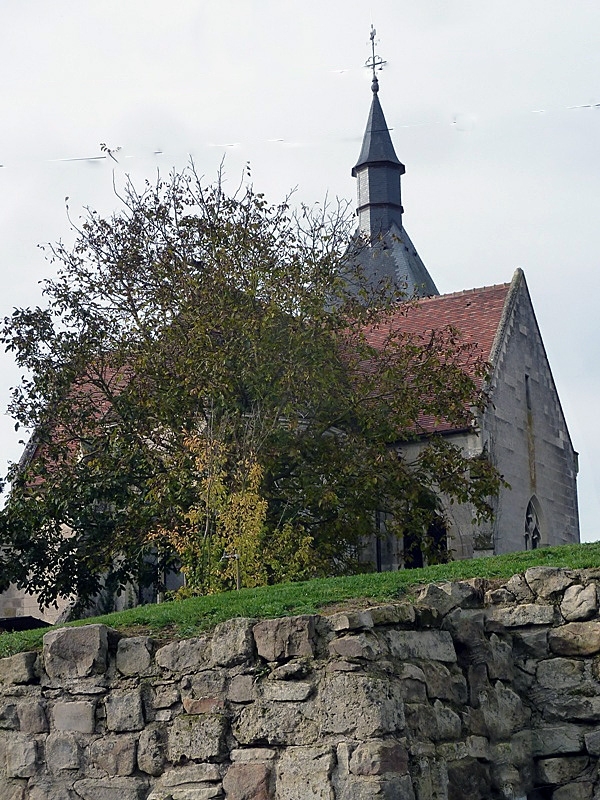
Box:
[1, 567, 600, 799]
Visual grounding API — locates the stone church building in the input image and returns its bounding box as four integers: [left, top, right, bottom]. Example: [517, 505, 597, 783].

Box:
[354, 70, 579, 568]
[0, 66, 580, 625]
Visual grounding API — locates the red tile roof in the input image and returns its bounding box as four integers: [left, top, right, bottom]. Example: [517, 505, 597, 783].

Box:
[363, 281, 512, 435]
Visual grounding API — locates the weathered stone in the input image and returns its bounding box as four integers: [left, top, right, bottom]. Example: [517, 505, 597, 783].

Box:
[183, 669, 227, 699]
[525, 567, 575, 599]
[259, 680, 313, 702]
[46, 731, 81, 771]
[505, 573, 535, 601]
[432, 700, 462, 741]
[349, 740, 409, 776]
[148, 763, 221, 800]
[486, 603, 555, 627]
[535, 755, 589, 785]
[275, 745, 335, 800]
[549, 621, 600, 656]
[536, 656, 584, 689]
[395, 664, 427, 703]
[386, 629, 456, 662]
[486, 633, 513, 681]
[155, 637, 210, 672]
[0, 700, 19, 730]
[253, 616, 317, 662]
[137, 725, 167, 776]
[543, 695, 600, 723]
[327, 610, 374, 632]
[222, 762, 271, 800]
[470, 681, 529, 741]
[43, 625, 113, 681]
[105, 689, 144, 732]
[0, 653, 38, 685]
[182, 696, 224, 714]
[231, 747, 277, 763]
[337, 774, 416, 800]
[511, 627, 549, 659]
[329, 632, 384, 660]
[73, 777, 149, 800]
[167, 713, 228, 762]
[116, 637, 154, 676]
[447, 757, 491, 800]
[152, 682, 179, 709]
[228, 673, 255, 704]
[6, 735, 37, 778]
[211, 617, 257, 666]
[0, 777, 26, 800]
[89, 735, 137, 776]
[552, 781, 593, 800]
[584, 728, 600, 756]
[532, 725, 584, 756]
[268, 659, 310, 680]
[17, 700, 47, 733]
[367, 603, 415, 626]
[561, 583, 598, 621]
[234, 701, 318, 746]
[319, 673, 405, 738]
[419, 661, 468, 704]
[410, 756, 447, 800]
[417, 584, 463, 617]
[52, 700, 95, 733]
[485, 587, 515, 605]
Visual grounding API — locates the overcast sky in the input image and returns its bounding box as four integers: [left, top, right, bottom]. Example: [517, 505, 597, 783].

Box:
[1, 1, 599, 540]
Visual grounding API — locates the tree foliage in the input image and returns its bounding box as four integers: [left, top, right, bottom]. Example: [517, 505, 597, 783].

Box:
[0, 167, 503, 608]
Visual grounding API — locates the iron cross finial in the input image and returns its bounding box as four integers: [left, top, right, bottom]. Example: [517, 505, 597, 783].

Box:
[365, 24, 386, 93]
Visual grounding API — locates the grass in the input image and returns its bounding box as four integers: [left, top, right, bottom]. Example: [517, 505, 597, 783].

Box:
[1, 541, 599, 658]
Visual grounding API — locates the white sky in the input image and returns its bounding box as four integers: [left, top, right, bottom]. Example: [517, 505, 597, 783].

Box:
[1, 0, 599, 540]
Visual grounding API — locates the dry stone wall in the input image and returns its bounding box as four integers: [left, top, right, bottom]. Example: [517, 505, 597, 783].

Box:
[2, 567, 600, 799]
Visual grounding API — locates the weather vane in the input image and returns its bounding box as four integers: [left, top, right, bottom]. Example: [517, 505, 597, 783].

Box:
[365, 24, 386, 92]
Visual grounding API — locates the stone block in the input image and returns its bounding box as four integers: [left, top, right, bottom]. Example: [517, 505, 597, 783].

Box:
[447, 757, 491, 800]
[275, 745, 335, 800]
[486, 603, 555, 627]
[155, 637, 210, 672]
[532, 725, 584, 757]
[223, 762, 271, 800]
[228, 673, 255, 704]
[90, 735, 137, 776]
[535, 756, 589, 786]
[152, 682, 179, 709]
[149, 764, 221, 800]
[28, 781, 78, 800]
[536, 657, 584, 689]
[0, 652, 38, 685]
[73, 777, 149, 800]
[167, 713, 228, 762]
[525, 567, 575, 599]
[105, 689, 144, 732]
[337, 774, 416, 800]
[53, 700, 96, 733]
[419, 661, 467, 704]
[505, 573, 535, 601]
[259, 680, 313, 702]
[410, 756, 447, 800]
[231, 747, 277, 763]
[329, 632, 384, 660]
[0, 700, 19, 730]
[0, 777, 26, 800]
[367, 603, 415, 626]
[486, 633, 513, 681]
[17, 700, 47, 733]
[137, 725, 167, 776]
[253, 616, 317, 662]
[549, 622, 600, 656]
[552, 782, 593, 800]
[511, 628, 549, 659]
[348, 740, 409, 776]
[183, 669, 227, 700]
[584, 728, 600, 756]
[327, 610, 374, 632]
[386, 629, 456, 662]
[46, 731, 81, 771]
[6, 735, 37, 778]
[561, 583, 598, 621]
[234, 701, 318, 747]
[43, 625, 113, 681]
[319, 673, 405, 738]
[432, 699, 462, 741]
[116, 637, 154, 676]
[211, 617, 257, 666]
[182, 696, 224, 714]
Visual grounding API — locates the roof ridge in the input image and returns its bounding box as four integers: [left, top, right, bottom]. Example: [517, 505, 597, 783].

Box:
[414, 281, 511, 304]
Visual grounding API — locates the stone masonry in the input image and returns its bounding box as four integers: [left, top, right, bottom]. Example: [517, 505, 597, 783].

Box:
[1, 567, 600, 798]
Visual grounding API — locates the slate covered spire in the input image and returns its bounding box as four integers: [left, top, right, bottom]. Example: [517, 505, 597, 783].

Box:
[352, 28, 438, 297]
[352, 74, 405, 235]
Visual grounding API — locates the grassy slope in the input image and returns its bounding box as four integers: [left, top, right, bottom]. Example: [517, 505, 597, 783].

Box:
[2, 541, 599, 658]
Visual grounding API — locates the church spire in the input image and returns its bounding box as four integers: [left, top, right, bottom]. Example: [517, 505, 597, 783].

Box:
[352, 26, 405, 236]
[351, 27, 439, 298]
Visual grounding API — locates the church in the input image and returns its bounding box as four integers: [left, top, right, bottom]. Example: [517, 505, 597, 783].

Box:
[353, 59, 579, 568]
[0, 48, 580, 625]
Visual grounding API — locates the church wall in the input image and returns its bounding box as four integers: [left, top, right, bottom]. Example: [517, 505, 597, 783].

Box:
[482, 279, 579, 554]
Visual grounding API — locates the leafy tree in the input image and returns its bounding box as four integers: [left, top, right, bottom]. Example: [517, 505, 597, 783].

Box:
[0, 167, 503, 608]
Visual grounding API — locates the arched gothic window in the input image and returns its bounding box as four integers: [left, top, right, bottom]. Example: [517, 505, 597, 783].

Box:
[525, 498, 542, 550]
